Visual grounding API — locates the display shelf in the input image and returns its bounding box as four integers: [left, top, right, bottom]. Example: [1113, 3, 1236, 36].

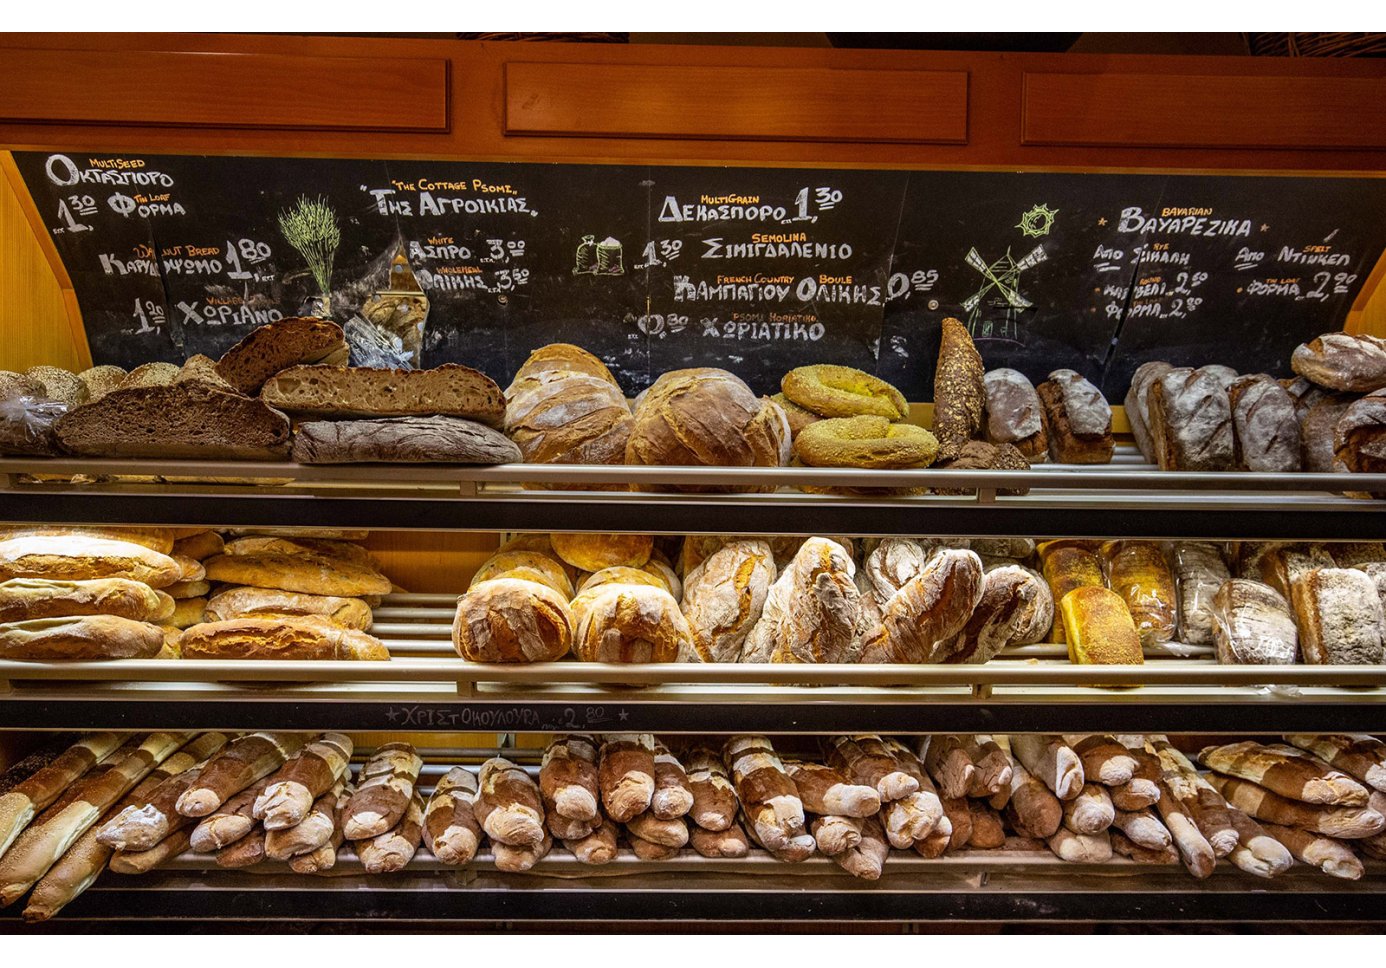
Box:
[2, 455, 1385, 539]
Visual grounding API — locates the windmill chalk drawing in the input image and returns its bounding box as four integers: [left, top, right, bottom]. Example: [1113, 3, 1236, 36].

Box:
[962, 244, 1048, 339]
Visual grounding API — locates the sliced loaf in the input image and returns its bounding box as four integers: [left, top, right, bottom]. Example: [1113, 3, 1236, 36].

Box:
[215, 318, 348, 394]
[261, 364, 505, 425]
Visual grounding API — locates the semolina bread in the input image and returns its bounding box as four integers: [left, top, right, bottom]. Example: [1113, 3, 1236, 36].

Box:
[1100, 541, 1177, 647]
[549, 532, 652, 572]
[793, 415, 938, 469]
[204, 586, 372, 629]
[214, 317, 348, 395]
[779, 364, 907, 420]
[0, 577, 174, 624]
[260, 363, 505, 425]
[0, 614, 165, 660]
[179, 615, 389, 660]
[1060, 586, 1144, 665]
[0, 535, 182, 588]
[168, 597, 207, 629]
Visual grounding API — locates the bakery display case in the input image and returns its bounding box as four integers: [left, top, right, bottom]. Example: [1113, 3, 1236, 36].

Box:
[2, 33, 1386, 930]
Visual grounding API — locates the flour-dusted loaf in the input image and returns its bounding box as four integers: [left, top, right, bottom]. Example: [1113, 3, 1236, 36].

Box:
[570, 578, 692, 663]
[1111, 807, 1172, 851]
[1062, 783, 1116, 835]
[741, 537, 859, 663]
[680, 538, 776, 663]
[831, 815, 890, 880]
[723, 735, 808, 853]
[598, 734, 657, 823]
[1154, 739, 1240, 858]
[824, 735, 919, 803]
[0, 732, 128, 860]
[1292, 331, 1386, 392]
[1293, 567, 1385, 665]
[97, 759, 215, 852]
[539, 734, 600, 823]
[472, 550, 574, 598]
[1199, 741, 1368, 807]
[1109, 747, 1163, 811]
[188, 776, 272, 852]
[1154, 774, 1216, 878]
[1148, 366, 1235, 470]
[1100, 540, 1177, 647]
[357, 791, 425, 875]
[1208, 773, 1386, 838]
[1003, 757, 1062, 839]
[962, 735, 1013, 797]
[1229, 374, 1302, 472]
[343, 743, 423, 841]
[261, 362, 504, 423]
[0, 577, 173, 625]
[264, 779, 344, 862]
[649, 743, 693, 821]
[472, 756, 544, 847]
[177, 732, 304, 819]
[0, 615, 165, 661]
[422, 767, 482, 865]
[921, 735, 975, 800]
[1066, 734, 1137, 786]
[1333, 389, 1386, 495]
[784, 760, 880, 818]
[179, 615, 388, 660]
[253, 733, 353, 830]
[932, 318, 986, 460]
[942, 563, 1051, 663]
[684, 745, 739, 832]
[564, 818, 620, 865]
[1010, 735, 1084, 801]
[1037, 369, 1113, 464]
[859, 547, 983, 664]
[292, 415, 521, 464]
[1262, 823, 1363, 880]
[1124, 361, 1174, 462]
[215, 317, 348, 395]
[1284, 734, 1386, 793]
[1301, 392, 1356, 473]
[204, 586, 372, 629]
[203, 548, 390, 599]
[1172, 542, 1230, 645]
[0, 535, 182, 589]
[55, 382, 291, 460]
[982, 368, 1048, 461]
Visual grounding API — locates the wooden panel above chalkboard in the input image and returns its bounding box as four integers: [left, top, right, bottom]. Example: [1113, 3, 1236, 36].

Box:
[0, 48, 451, 132]
[1022, 72, 1386, 150]
[504, 62, 969, 144]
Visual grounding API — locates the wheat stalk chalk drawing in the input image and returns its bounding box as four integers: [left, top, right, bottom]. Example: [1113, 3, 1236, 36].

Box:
[278, 195, 342, 316]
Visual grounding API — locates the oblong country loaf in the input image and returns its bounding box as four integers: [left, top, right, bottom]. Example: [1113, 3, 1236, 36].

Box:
[290, 415, 521, 464]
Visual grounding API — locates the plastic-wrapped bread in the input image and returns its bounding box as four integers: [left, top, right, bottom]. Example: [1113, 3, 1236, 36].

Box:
[650, 743, 693, 820]
[1061, 783, 1115, 835]
[342, 743, 422, 840]
[1111, 808, 1171, 850]
[741, 537, 860, 664]
[1111, 831, 1179, 865]
[1009, 735, 1083, 801]
[598, 734, 656, 823]
[539, 734, 600, 823]
[831, 815, 889, 880]
[1100, 541, 1176, 647]
[1061, 586, 1144, 666]
[1261, 823, 1363, 880]
[679, 539, 776, 662]
[472, 757, 544, 847]
[289, 785, 349, 875]
[189, 776, 272, 853]
[357, 792, 424, 874]
[1172, 542, 1230, 645]
[1038, 542, 1103, 643]
[1153, 740, 1238, 857]
[921, 735, 975, 799]
[0, 731, 129, 860]
[1293, 567, 1385, 665]
[684, 745, 738, 831]
[493, 831, 552, 872]
[1198, 741, 1369, 806]
[625, 810, 688, 848]
[1210, 579, 1297, 665]
[688, 820, 749, 859]
[1283, 734, 1386, 793]
[1003, 757, 1063, 839]
[824, 735, 918, 802]
[723, 736, 807, 851]
[265, 780, 343, 861]
[1207, 774, 1386, 838]
[859, 548, 984, 664]
[962, 735, 1013, 797]
[565, 818, 619, 865]
[1048, 827, 1112, 863]
[1064, 735, 1136, 787]
[176, 732, 304, 818]
[253, 732, 352, 830]
[1224, 804, 1292, 878]
[784, 761, 880, 818]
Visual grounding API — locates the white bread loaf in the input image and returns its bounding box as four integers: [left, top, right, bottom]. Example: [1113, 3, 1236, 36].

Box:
[741, 537, 859, 663]
[679, 538, 776, 663]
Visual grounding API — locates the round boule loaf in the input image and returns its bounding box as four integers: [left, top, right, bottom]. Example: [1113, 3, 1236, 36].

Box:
[503, 344, 633, 480]
[179, 615, 389, 660]
[76, 365, 128, 402]
[680, 538, 776, 663]
[452, 578, 572, 662]
[576, 566, 668, 594]
[469, 550, 574, 598]
[570, 582, 692, 663]
[0, 576, 175, 624]
[121, 361, 181, 388]
[550, 533, 653, 572]
[780, 365, 907, 420]
[0, 614, 165, 660]
[204, 586, 372, 629]
[0, 534, 182, 587]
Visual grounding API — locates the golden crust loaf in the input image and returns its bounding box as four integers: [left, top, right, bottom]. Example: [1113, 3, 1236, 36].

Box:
[0, 535, 182, 588]
[576, 567, 668, 594]
[780, 365, 907, 420]
[742, 537, 859, 664]
[859, 548, 985, 664]
[570, 582, 693, 663]
[469, 551, 574, 598]
[1060, 586, 1144, 665]
[452, 577, 573, 663]
[932, 318, 986, 460]
[204, 586, 372, 629]
[550, 533, 653, 573]
[179, 615, 389, 660]
[680, 539, 777, 663]
[202, 550, 391, 598]
[168, 597, 207, 629]
[793, 416, 938, 469]
[171, 531, 224, 561]
[0, 577, 174, 624]
[1100, 541, 1177, 647]
[0, 614, 165, 660]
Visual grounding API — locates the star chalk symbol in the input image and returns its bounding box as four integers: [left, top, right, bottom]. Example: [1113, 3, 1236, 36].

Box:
[1097, 217, 1108, 226]
[618, 709, 629, 721]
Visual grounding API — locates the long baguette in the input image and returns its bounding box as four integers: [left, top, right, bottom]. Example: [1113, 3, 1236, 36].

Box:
[1199, 740, 1369, 806]
[1064, 734, 1137, 786]
[565, 818, 620, 864]
[1152, 739, 1238, 856]
[1110, 808, 1171, 850]
[1003, 758, 1062, 839]
[1109, 748, 1162, 811]
[539, 734, 599, 823]
[20, 732, 222, 923]
[422, 767, 482, 866]
[0, 732, 130, 860]
[824, 735, 917, 802]
[1111, 830, 1179, 864]
[289, 783, 351, 875]
[961, 735, 1012, 797]
[920, 735, 975, 799]
[0, 731, 190, 905]
[683, 745, 738, 832]
[1261, 823, 1363, 880]
[254, 732, 352, 830]
[784, 760, 880, 818]
[1224, 804, 1292, 878]
[97, 764, 206, 852]
[1283, 734, 1386, 793]
[265, 778, 344, 860]
[1009, 734, 1083, 801]
[176, 732, 304, 817]
[342, 742, 422, 840]
[358, 791, 424, 874]
[109, 828, 191, 875]
[215, 826, 265, 868]
[1061, 783, 1115, 835]
[1155, 776, 1216, 878]
[189, 776, 272, 852]
[1208, 773, 1386, 838]
[473, 756, 545, 847]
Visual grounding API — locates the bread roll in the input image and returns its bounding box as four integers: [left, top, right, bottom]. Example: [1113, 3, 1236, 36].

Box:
[180, 616, 388, 660]
[742, 537, 860, 663]
[1037, 369, 1114, 463]
[452, 577, 573, 663]
[680, 538, 776, 663]
[204, 586, 372, 629]
[1100, 541, 1176, 647]
[0, 577, 173, 625]
[1210, 578, 1298, 665]
[1293, 567, 1385, 665]
[570, 580, 692, 663]
[860, 548, 983, 664]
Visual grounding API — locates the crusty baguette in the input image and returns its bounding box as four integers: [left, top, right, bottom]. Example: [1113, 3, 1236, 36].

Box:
[265, 778, 344, 861]
[809, 814, 863, 856]
[98, 760, 219, 852]
[254, 732, 353, 829]
[1004, 758, 1062, 839]
[0, 731, 190, 906]
[881, 738, 946, 847]
[547, 811, 596, 842]
[943, 796, 973, 850]
[1062, 783, 1115, 835]
[176, 732, 304, 817]
[1154, 776, 1215, 879]
[1262, 823, 1363, 880]
[651, 743, 694, 821]
[539, 734, 599, 823]
[1224, 804, 1292, 878]
[566, 818, 620, 864]
[684, 745, 739, 832]
[688, 820, 749, 859]
[189, 776, 272, 853]
[824, 735, 918, 802]
[740, 807, 816, 862]
[472, 756, 544, 847]
[109, 828, 191, 875]
[1111, 831, 1179, 865]
[912, 820, 954, 859]
[1048, 827, 1112, 863]
[1282, 734, 1386, 793]
[921, 735, 975, 800]
[1199, 740, 1369, 806]
[492, 831, 551, 872]
[1109, 748, 1162, 811]
[358, 791, 424, 874]
[1208, 773, 1386, 838]
[342, 742, 422, 840]
[1152, 739, 1239, 857]
[1010, 734, 1083, 801]
[1064, 734, 1137, 786]
[628, 832, 679, 860]
[1111, 808, 1171, 850]
[625, 810, 689, 848]
[423, 767, 482, 866]
[831, 815, 890, 880]
[214, 826, 265, 868]
[597, 734, 656, 823]
[967, 801, 1006, 849]
[0, 732, 129, 861]
[289, 783, 350, 875]
[962, 735, 1012, 797]
[724, 736, 807, 851]
[785, 760, 880, 818]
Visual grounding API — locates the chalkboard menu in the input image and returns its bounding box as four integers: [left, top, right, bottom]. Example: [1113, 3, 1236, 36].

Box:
[15, 151, 1386, 399]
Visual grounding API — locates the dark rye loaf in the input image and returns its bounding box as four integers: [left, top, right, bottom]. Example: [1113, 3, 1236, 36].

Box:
[260, 364, 505, 426]
[291, 415, 522, 464]
[55, 383, 291, 460]
[215, 318, 348, 395]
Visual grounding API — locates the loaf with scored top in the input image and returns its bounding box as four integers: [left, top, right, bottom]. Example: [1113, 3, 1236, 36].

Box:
[0, 615, 165, 661]
[179, 615, 388, 660]
[742, 537, 859, 664]
[1037, 369, 1113, 464]
[1229, 374, 1302, 472]
[982, 368, 1048, 461]
[1149, 366, 1235, 471]
[1125, 361, 1174, 462]
[0, 578, 173, 625]
[1292, 331, 1386, 392]
[860, 547, 983, 664]
[253, 733, 353, 830]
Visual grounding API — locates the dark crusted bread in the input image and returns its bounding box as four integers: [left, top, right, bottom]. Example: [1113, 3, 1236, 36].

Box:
[931, 439, 1030, 495]
[291, 415, 522, 464]
[55, 383, 291, 461]
[261, 364, 505, 426]
[215, 318, 348, 395]
[1037, 370, 1113, 464]
[1333, 389, 1386, 498]
[932, 318, 985, 460]
[1148, 366, 1233, 471]
[1125, 362, 1173, 463]
[982, 368, 1048, 462]
[1301, 392, 1356, 473]
[1229, 374, 1301, 472]
[1292, 332, 1386, 393]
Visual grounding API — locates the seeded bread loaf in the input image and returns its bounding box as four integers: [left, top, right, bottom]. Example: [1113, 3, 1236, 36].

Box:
[75, 366, 127, 402]
[215, 317, 348, 394]
[1037, 369, 1113, 464]
[260, 363, 505, 424]
[780, 365, 908, 420]
[932, 318, 986, 460]
[291, 415, 521, 464]
[1291, 332, 1386, 392]
[54, 382, 291, 461]
[0, 577, 174, 624]
[178, 615, 389, 660]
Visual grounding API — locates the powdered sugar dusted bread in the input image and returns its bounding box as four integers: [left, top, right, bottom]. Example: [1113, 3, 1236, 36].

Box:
[1150, 366, 1235, 470]
[1292, 332, 1386, 392]
[680, 538, 775, 663]
[1294, 567, 1385, 665]
[1211, 579, 1298, 665]
[1125, 361, 1174, 462]
[1229, 374, 1302, 472]
[983, 368, 1048, 462]
[1037, 369, 1113, 464]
